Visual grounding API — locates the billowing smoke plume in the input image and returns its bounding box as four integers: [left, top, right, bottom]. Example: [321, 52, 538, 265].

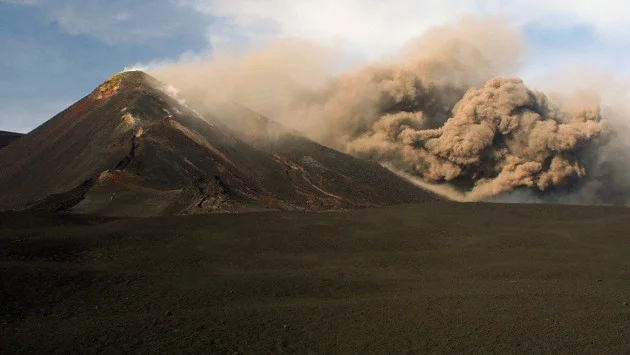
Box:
[148, 17, 628, 205]
[345, 77, 608, 201]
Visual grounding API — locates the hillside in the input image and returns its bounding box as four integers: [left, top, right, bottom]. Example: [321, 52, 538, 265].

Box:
[0, 71, 439, 216]
[0, 131, 23, 149]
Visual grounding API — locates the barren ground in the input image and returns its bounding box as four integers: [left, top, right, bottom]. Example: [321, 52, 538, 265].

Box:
[2, 202, 630, 354]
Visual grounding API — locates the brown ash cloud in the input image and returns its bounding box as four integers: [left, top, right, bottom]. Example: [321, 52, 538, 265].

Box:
[147, 17, 627, 205]
[342, 77, 609, 201]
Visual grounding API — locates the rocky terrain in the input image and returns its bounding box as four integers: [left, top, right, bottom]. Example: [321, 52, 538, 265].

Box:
[2, 203, 630, 354]
[0, 71, 439, 217]
[0, 131, 22, 149]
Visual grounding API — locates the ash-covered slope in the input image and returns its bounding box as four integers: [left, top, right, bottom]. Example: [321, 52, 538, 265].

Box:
[0, 71, 438, 216]
[206, 102, 439, 209]
[0, 131, 23, 149]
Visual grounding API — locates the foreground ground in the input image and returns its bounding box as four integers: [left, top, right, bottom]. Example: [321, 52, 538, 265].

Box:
[2, 202, 630, 354]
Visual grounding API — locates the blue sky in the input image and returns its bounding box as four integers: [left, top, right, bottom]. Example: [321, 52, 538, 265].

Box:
[2, 0, 630, 133]
[0, 0, 210, 132]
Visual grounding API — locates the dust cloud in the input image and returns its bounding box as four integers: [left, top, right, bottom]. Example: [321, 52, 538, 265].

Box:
[147, 16, 630, 205]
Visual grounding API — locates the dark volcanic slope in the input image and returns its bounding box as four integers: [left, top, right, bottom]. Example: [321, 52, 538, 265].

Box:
[0, 71, 438, 216]
[0, 131, 23, 149]
[3, 203, 630, 353]
[209, 102, 439, 209]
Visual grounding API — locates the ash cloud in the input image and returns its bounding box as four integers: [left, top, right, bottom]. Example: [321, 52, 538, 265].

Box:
[346, 77, 608, 201]
[147, 17, 629, 205]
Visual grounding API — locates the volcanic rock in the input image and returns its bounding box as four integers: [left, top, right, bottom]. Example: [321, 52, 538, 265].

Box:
[0, 71, 439, 216]
[0, 131, 23, 149]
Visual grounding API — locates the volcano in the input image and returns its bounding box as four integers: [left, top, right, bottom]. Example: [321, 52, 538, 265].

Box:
[0, 71, 439, 216]
[0, 131, 23, 149]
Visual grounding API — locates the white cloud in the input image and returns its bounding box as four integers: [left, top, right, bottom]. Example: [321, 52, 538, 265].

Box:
[181, 0, 483, 57]
[8, 0, 630, 58]
[0, 0, 41, 4]
[517, 0, 630, 40]
[179, 0, 630, 58]
[122, 49, 211, 72]
[2, 0, 203, 44]
[114, 12, 132, 22]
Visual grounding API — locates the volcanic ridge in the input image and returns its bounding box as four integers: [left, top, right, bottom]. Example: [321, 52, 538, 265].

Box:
[0, 131, 23, 149]
[0, 71, 439, 216]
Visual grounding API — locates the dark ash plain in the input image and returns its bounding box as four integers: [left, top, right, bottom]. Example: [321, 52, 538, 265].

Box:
[2, 202, 630, 354]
